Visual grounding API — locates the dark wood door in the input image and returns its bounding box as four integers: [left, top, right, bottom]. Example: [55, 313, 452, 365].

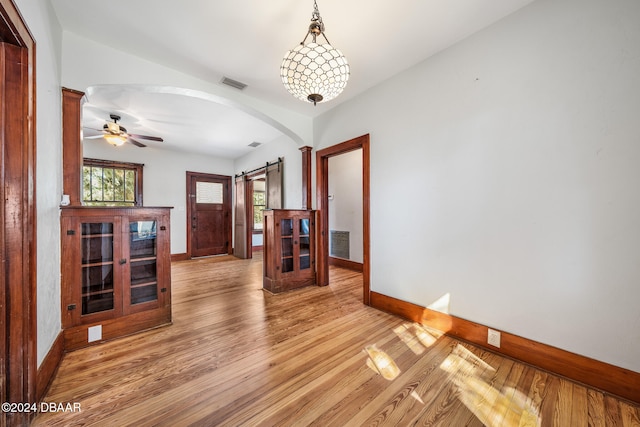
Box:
[233, 175, 252, 259]
[187, 172, 232, 257]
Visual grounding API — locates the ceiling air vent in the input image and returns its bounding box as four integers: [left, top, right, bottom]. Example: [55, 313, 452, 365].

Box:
[248, 142, 262, 148]
[221, 76, 247, 90]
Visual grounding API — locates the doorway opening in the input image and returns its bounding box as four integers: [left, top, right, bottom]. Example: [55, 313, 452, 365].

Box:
[233, 159, 283, 259]
[328, 149, 363, 271]
[316, 134, 370, 305]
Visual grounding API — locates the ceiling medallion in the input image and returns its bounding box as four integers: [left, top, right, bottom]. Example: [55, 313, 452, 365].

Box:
[280, 0, 350, 106]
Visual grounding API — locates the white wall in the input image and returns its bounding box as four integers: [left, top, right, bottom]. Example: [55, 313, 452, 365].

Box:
[328, 150, 363, 262]
[234, 135, 303, 210]
[84, 141, 234, 255]
[13, 0, 64, 366]
[314, 0, 640, 373]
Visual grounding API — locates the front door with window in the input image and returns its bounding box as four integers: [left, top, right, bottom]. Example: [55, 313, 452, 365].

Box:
[187, 172, 232, 257]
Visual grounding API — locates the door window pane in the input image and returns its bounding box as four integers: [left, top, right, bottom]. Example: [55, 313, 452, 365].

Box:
[196, 182, 223, 204]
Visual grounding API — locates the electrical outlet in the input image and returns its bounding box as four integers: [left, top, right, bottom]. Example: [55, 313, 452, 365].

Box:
[487, 328, 501, 348]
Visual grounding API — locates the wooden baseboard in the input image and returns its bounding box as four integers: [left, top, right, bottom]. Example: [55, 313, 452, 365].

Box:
[329, 256, 363, 272]
[36, 331, 64, 401]
[171, 253, 190, 262]
[63, 307, 171, 351]
[370, 291, 640, 404]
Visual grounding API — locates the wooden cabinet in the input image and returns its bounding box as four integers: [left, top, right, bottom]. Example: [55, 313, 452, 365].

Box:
[263, 209, 316, 293]
[61, 207, 172, 350]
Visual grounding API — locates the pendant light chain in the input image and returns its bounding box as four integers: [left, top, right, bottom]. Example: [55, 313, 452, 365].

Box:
[311, 0, 323, 35]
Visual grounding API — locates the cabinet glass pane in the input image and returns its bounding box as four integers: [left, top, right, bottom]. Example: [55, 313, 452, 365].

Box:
[282, 258, 294, 273]
[281, 218, 294, 273]
[130, 221, 157, 259]
[130, 221, 159, 305]
[281, 219, 293, 236]
[82, 222, 113, 235]
[81, 222, 115, 315]
[299, 218, 311, 270]
[82, 293, 114, 315]
[300, 218, 310, 235]
[81, 222, 114, 264]
[299, 236, 310, 256]
[281, 237, 293, 258]
[300, 255, 311, 270]
[82, 265, 114, 315]
[131, 259, 157, 286]
[131, 285, 158, 305]
[130, 257, 158, 304]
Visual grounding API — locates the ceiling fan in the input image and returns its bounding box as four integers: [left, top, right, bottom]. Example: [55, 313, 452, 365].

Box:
[84, 114, 163, 147]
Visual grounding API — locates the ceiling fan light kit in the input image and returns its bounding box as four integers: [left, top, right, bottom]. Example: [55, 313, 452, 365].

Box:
[280, 0, 349, 106]
[84, 113, 164, 148]
[104, 133, 127, 146]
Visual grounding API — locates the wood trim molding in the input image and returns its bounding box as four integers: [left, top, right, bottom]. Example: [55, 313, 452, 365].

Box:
[328, 256, 363, 272]
[36, 332, 64, 401]
[299, 146, 312, 210]
[1, 2, 38, 426]
[370, 291, 640, 404]
[63, 311, 172, 352]
[171, 253, 190, 262]
[316, 134, 370, 305]
[62, 87, 85, 206]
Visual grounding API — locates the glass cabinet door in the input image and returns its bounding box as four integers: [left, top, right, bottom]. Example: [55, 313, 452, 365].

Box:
[280, 218, 294, 273]
[299, 218, 311, 270]
[129, 220, 158, 305]
[81, 222, 115, 315]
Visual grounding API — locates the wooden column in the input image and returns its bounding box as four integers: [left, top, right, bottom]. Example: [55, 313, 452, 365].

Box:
[300, 146, 312, 210]
[62, 88, 85, 206]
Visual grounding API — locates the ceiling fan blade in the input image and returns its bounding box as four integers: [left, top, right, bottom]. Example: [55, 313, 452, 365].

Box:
[84, 135, 105, 140]
[128, 138, 147, 148]
[129, 133, 163, 142]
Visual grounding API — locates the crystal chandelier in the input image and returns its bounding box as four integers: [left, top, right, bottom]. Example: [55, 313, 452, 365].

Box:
[280, 0, 349, 106]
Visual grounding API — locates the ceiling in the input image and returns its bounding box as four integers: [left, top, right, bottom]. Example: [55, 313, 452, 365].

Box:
[50, 0, 535, 158]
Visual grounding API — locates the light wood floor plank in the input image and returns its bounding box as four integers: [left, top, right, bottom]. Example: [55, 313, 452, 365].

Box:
[587, 389, 606, 427]
[33, 253, 640, 426]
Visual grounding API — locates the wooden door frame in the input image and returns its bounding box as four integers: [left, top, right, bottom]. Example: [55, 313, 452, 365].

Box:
[244, 176, 254, 259]
[316, 134, 370, 305]
[1, 0, 37, 425]
[185, 171, 232, 258]
[243, 171, 267, 259]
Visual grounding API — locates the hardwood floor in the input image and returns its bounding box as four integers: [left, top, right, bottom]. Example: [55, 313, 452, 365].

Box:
[34, 253, 640, 426]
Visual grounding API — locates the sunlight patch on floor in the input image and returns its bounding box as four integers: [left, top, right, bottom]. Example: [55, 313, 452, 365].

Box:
[364, 344, 401, 380]
[394, 322, 442, 355]
[440, 344, 540, 427]
[411, 390, 425, 404]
